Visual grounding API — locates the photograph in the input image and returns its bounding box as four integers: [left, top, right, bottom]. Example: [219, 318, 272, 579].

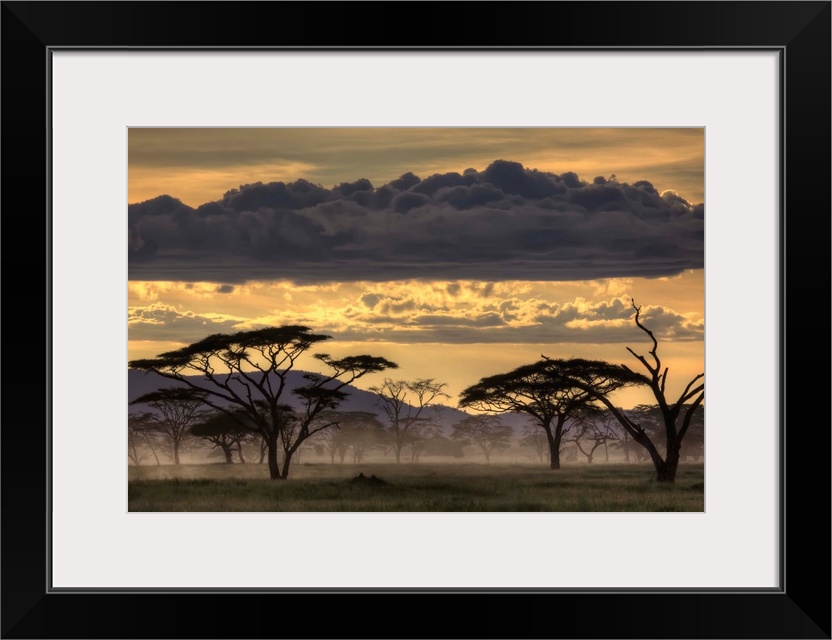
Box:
[127, 127, 705, 512]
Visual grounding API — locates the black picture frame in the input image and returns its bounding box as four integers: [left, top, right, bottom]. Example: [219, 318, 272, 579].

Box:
[2, 2, 829, 638]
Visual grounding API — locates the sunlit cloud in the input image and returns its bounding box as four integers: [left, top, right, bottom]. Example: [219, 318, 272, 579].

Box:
[128, 282, 703, 346]
[128, 302, 247, 341]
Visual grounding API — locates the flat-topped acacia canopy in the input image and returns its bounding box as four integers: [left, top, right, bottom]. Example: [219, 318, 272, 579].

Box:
[129, 325, 333, 371]
[128, 325, 398, 479]
[459, 357, 646, 470]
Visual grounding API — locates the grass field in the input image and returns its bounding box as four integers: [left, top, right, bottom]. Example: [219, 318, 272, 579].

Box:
[128, 461, 704, 512]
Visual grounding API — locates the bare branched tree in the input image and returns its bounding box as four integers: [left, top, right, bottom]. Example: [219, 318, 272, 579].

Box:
[567, 410, 617, 464]
[370, 378, 449, 463]
[545, 300, 704, 482]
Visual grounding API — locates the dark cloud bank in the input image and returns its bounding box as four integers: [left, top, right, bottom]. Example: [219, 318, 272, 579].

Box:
[129, 160, 704, 283]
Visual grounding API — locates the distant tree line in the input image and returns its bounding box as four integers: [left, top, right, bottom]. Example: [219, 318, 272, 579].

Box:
[129, 300, 703, 483]
[128, 400, 703, 470]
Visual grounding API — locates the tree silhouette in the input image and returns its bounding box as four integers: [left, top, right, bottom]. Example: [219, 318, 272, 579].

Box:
[129, 388, 208, 464]
[313, 411, 387, 463]
[567, 408, 617, 464]
[128, 412, 164, 466]
[129, 326, 397, 479]
[459, 359, 640, 470]
[450, 415, 512, 462]
[543, 301, 704, 482]
[406, 417, 443, 463]
[369, 378, 448, 463]
[518, 423, 548, 463]
[190, 410, 254, 464]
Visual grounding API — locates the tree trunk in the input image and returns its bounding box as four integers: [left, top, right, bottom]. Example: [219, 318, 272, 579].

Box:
[656, 462, 673, 482]
[548, 435, 561, 470]
[546, 419, 565, 470]
[222, 445, 234, 464]
[281, 450, 293, 479]
[266, 439, 282, 480]
[237, 442, 245, 464]
[656, 440, 681, 483]
[394, 444, 402, 463]
[173, 442, 181, 465]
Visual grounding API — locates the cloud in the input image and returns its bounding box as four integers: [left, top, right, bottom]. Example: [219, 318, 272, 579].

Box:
[317, 291, 704, 344]
[128, 303, 244, 342]
[129, 160, 703, 284]
[128, 274, 704, 349]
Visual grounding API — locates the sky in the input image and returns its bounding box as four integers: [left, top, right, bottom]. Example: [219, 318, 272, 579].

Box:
[128, 128, 704, 409]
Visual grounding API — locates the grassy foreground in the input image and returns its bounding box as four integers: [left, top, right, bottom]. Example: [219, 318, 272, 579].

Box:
[128, 462, 704, 512]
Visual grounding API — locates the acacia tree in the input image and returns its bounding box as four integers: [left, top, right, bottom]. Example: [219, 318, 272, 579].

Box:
[128, 412, 163, 466]
[314, 411, 387, 463]
[569, 419, 612, 464]
[518, 423, 548, 463]
[129, 326, 397, 480]
[459, 359, 639, 470]
[369, 378, 449, 463]
[340, 412, 387, 463]
[406, 418, 443, 463]
[314, 419, 349, 464]
[450, 415, 513, 462]
[544, 301, 705, 483]
[129, 388, 208, 464]
[190, 410, 253, 464]
[595, 410, 623, 463]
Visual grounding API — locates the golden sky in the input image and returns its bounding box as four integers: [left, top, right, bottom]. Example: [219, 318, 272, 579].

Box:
[128, 128, 704, 408]
[130, 128, 704, 207]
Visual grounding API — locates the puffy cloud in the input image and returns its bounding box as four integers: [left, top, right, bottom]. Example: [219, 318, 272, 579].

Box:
[129, 160, 703, 283]
[326, 293, 703, 345]
[128, 277, 704, 348]
[128, 303, 244, 341]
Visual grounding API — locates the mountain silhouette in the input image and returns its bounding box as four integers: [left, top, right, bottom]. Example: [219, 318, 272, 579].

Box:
[128, 369, 528, 433]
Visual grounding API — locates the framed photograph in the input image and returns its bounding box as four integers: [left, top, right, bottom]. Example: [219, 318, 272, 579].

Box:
[3, 2, 829, 638]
